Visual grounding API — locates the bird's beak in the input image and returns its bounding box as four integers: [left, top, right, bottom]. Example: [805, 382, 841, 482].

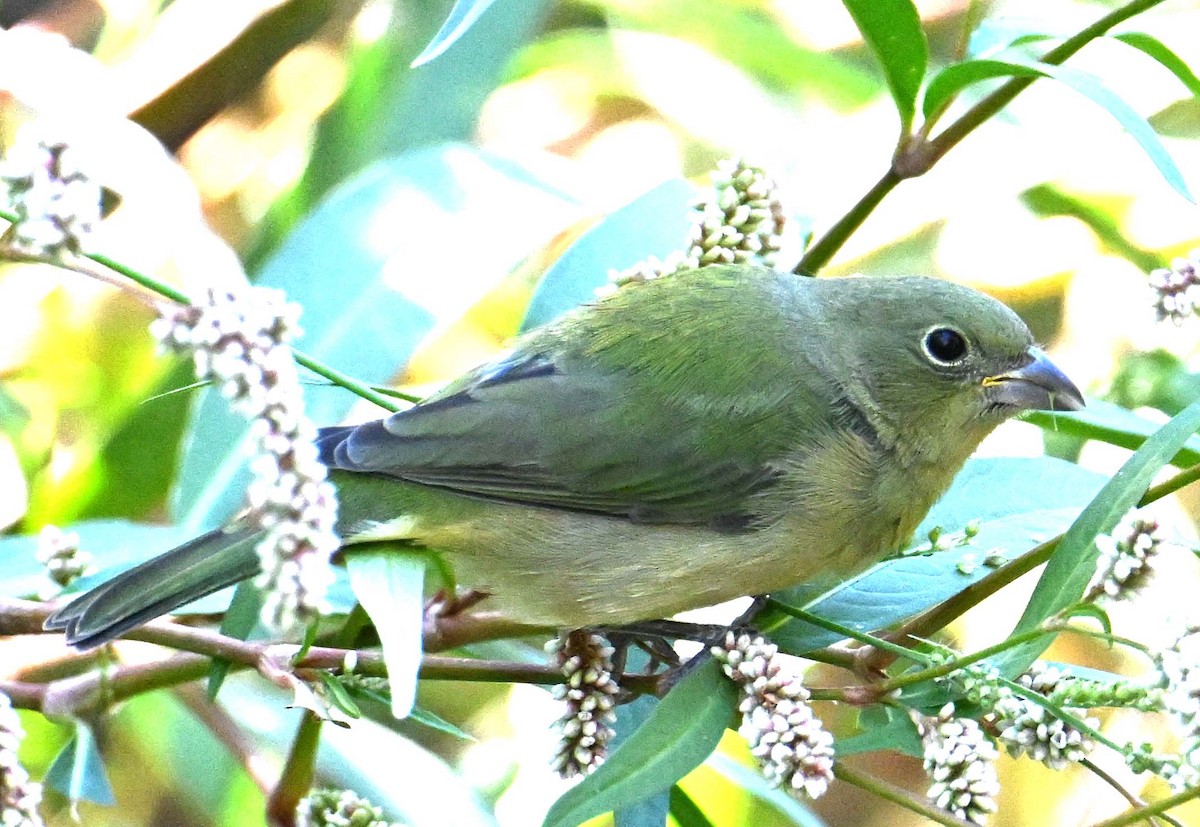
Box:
[982, 347, 1085, 412]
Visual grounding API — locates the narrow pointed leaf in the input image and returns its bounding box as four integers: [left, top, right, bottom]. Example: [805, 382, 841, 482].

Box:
[346, 547, 428, 719]
[45, 725, 115, 806]
[1113, 32, 1200, 97]
[1024, 399, 1200, 467]
[543, 659, 737, 827]
[841, 0, 927, 133]
[412, 0, 504, 67]
[1003, 396, 1200, 672]
[207, 581, 264, 699]
[922, 57, 1192, 200]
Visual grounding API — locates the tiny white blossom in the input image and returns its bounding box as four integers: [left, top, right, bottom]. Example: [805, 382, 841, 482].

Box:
[155, 287, 339, 633]
[994, 662, 1095, 771]
[1088, 511, 1164, 602]
[0, 692, 43, 827]
[1155, 623, 1200, 789]
[921, 704, 1000, 826]
[296, 788, 400, 827]
[687, 158, 788, 268]
[34, 524, 91, 591]
[547, 632, 619, 778]
[1150, 251, 1200, 324]
[599, 158, 788, 296]
[713, 633, 834, 799]
[0, 127, 101, 258]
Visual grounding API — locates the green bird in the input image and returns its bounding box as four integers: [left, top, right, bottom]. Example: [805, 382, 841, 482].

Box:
[47, 265, 1083, 647]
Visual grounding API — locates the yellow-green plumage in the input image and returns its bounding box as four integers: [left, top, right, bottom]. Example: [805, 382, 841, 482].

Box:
[47, 265, 1083, 645]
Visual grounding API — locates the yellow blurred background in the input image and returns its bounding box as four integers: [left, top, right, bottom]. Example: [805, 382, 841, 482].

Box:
[2, 0, 1200, 825]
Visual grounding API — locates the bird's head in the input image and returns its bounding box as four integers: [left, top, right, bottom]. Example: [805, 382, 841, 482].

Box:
[811, 275, 1084, 464]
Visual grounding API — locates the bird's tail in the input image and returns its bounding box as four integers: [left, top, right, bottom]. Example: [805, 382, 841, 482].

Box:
[44, 523, 263, 649]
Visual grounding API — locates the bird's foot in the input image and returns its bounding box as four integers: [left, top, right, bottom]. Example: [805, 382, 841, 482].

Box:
[424, 588, 489, 619]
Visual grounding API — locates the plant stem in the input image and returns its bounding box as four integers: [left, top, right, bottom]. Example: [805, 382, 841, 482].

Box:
[1001, 676, 1123, 753]
[1082, 757, 1183, 827]
[874, 625, 1052, 693]
[833, 762, 978, 827]
[794, 0, 1168, 275]
[0, 222, 403, 412]
[794, 169, 901, 274]
[925, 0, 1167, 167]
[1141, 461, 1200, 506]
[764, 598, 924, 662]
[268, 711, 323, 826]
[865, 535, 1060, 671]
[1090, 785, 1200, 827]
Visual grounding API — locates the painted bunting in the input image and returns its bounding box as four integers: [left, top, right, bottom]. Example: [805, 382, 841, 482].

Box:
[47, 265, 1083, 647]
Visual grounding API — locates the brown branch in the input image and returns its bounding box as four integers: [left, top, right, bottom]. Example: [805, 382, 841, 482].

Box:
[0, 598, 572, 716]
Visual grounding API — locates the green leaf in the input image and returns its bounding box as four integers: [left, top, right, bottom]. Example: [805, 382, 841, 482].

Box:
[44, 724, 115, 807]
[408, 705, 475, 741]
[921, 57, 1193, 201]
[1024, 399, 1200, 467]
[967, 20, 1064, 59]
[0, 381, 29, 435]
[412, 0, 505, 67]
[837, 708, 922, 758]
[542, 659, 737, 827]
[613, 684, 669, 827]
[840, 0, 927, 133]
[1113, 32, 1200, 97]
[206, 581, 263, 700]
[1019, 184, 1161, 273]
[346, 547, 428, 719]
[521, 178, 698, 331]
[1004, 396, 1200, 671]
[759, 458, 1107, 654]
[319, 672, 363, 719]
[173, 144, 581, 531]
[707, 754, 829, 826]
[348, 685, 476, 740]
[1060, 602, 1114, 638]
[669, 786, 715, 827]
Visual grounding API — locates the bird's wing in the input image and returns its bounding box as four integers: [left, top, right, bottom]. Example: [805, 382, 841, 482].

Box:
[319, 341, 821, 528]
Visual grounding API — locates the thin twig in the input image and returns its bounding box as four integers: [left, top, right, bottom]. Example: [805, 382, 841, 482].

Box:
[796, 0, 1168, 274]
[1081, 757, 1181, 827]
[1089, 784, 1200, 827]
[833, 762, 978, 827]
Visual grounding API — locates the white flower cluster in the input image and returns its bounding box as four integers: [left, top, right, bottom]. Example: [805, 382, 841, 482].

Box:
[1157, 625, 1200, 790]
[0, 692, 42, 827]
[296, 788, 399, 827]
[1088, 512, 1163, 602]
[547, 632, 619, 778]
[602, 158, 788, 295]
[994, 699, 1095, 772]
[993, 662, 1095, 771]
[152, 287, 339, 633]
[713, 633, 834, 799]
[1150, 251, 1200, 324]
[0, 130, 101, 258]
[34, 524, 91, 590]
[921, 703, 1000, 826]
[687, 157, 787, 268]
[939, 657, 1095, 772]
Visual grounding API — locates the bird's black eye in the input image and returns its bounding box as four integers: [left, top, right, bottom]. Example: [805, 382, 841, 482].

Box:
[922, 327, 968, 365]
